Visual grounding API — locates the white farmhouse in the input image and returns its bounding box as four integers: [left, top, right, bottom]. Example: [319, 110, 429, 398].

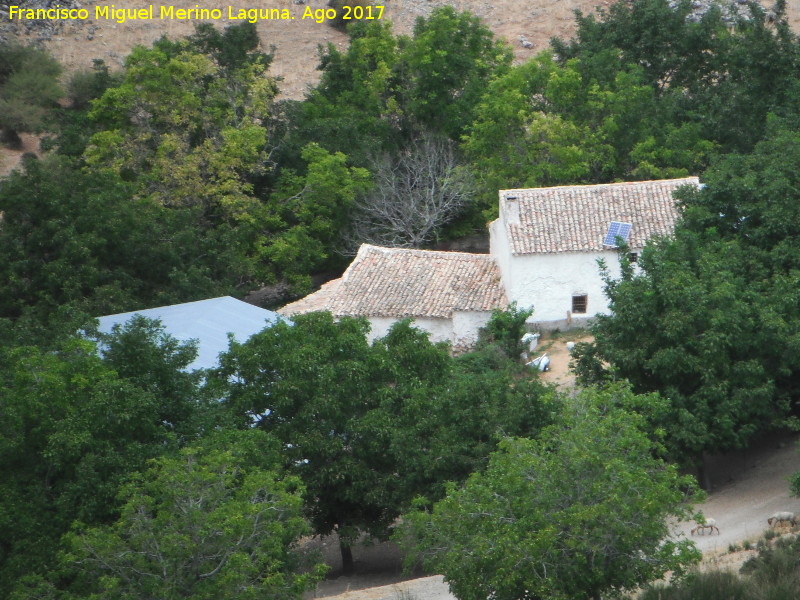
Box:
[490, 177, 698, 329]
[281, 177, 698, 347]
[279, 244, 506, 352]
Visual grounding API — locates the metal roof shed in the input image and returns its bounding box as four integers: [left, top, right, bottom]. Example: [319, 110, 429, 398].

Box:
[96, 296, 283, 371]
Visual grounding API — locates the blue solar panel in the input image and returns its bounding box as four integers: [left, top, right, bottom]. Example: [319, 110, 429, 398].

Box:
[603, 221, 632, 247]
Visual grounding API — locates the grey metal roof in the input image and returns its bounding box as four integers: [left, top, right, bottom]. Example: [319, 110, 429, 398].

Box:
[96, 296, 283, 371]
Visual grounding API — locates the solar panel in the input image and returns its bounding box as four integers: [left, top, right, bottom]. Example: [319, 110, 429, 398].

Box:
[603, 221, 632, 247]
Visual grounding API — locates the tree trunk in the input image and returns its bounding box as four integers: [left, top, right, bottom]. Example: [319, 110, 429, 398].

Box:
[339, 539, 354, 575]
[697, 453, 713, 491]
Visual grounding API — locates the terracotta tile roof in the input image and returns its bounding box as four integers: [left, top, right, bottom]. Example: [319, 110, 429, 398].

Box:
[498, 177, 698, 254]
[280, 244, 507, 319]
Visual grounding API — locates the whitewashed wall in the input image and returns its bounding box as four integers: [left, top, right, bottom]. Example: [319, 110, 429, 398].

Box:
[365, 316, 452, 345]
[504, 250, 624, 323]
[452, 310, 494, 351]
[364, 312, 490, 351]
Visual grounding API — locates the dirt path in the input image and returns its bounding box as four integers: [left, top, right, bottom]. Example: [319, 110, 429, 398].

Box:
[676, 434, 800, 560]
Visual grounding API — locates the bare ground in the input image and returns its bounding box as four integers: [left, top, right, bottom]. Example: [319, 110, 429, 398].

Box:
[12, 1, 800, 104]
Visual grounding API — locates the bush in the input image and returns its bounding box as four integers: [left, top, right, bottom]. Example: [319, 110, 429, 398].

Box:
[476, 302, 533, 359]
[639, 571, 749, 600]
[66, 59, 117, 110]
[327, 0, 374, 31]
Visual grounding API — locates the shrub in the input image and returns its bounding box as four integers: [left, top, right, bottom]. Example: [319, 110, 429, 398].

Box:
[639, 571, 750, 600]
[327, 0, 374, 31]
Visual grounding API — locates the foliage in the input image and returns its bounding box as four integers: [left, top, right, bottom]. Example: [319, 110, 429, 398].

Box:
[62, 434, 325, 600]
[0, 156, 235, 334]
[85, 36, 275, 222]
[551, 0, 800, 154]
[401, 7, 512, 140]
[66, 59, 119, 111]
[476, 302, 534, 359]
[640, 535, 800, 600]
[186, 21, 272, 72]
[638, 571, 750, 600]
[327, 0, 374, 31]
[93, 315, 210, 441]
[292, 7, 511, 166]
[584, 120, 800, 467]
[462, 52, 715, 215]
[0, 328, 203, 595]
[82, 24, 280, 289]
[0, 42, 62, 146]
[212, 313, 554, 572]
[265, 143, 372, 291]
[399, 385, 701, 600]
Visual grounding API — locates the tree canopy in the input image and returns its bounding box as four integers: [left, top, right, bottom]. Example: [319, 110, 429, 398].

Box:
[61, 434, 325, 600]
[0, 42, 62, 147]
[212, 313, 555, 572]
[399, 385, 701, 600]
[0, 323, 205, 596]
[576, 118, 800, 471]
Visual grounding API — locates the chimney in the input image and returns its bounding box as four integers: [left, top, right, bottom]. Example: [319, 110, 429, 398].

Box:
[504, 194, 520, 225]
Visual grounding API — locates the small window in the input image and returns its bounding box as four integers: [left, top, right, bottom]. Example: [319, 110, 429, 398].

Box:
[572, 294, 588, 314]
[629, 252, 638, 263]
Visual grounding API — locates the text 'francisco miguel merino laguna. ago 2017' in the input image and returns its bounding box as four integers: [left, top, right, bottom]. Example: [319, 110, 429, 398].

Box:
[5, 4, 386, 24]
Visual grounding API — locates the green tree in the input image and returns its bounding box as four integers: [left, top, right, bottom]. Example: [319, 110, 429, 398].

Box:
[84, 36, 275, 223]
[265, 143, 371, 291]
[62, 435, 325, 600]
[462, 52, 714, 215]
[0, 323, 207, 595]
[0, 42, 62, 147]
[0, 341, 171, 593]
[212, 312, 383, 573]
[400, 6, 512, 139]
[582, 121, 800, 474]
[551, 0, 800, 154]
[475, 302, 534, 359]
[212, 313, 554, 573]
[0, 156, 233, 334]
[399, 385, 701, 600]
[291, 7, 511, 165]
[94, 315, 208, 441]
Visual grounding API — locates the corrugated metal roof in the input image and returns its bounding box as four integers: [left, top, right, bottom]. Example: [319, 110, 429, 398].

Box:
[96, 296, 282, 371]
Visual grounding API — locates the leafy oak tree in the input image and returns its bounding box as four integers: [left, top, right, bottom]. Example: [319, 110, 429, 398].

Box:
[290, 7, 511, 164]
[551, 0, 800, 154]
[0, 155, 235, 341]
[399, 384, 701, 600]
[578, 119, 800, 477]
[462, 52, 715, 215]
[0, 324, 205, 596]
[212, 313, 554, 573]
[61, 433, 325, 600]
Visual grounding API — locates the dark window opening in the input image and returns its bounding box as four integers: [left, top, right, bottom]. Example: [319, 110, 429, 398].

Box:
[629, 252, 638, 263]
[572, 294, 588, 314]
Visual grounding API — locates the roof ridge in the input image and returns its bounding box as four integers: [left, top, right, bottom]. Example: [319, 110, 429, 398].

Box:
[499, 176, 699, 195]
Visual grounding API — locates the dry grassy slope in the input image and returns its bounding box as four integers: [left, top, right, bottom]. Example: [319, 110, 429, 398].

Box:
[9, 0, 601, 99]
[12, 0, 800, 101]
